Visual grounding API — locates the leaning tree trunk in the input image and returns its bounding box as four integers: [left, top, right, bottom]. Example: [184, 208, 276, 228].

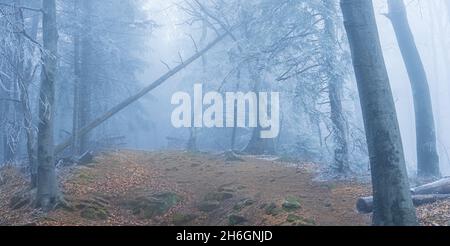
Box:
[36, 0, 59, 210]
[323, 0, 349, 173]
[387, 0, 440, 179]
[55, 33, 228, 154]
[340, 0, 417, 225]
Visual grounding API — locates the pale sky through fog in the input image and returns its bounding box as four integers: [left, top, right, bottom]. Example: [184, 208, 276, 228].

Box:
[139, 0, 450, 175]
[374, 0, 450, 175]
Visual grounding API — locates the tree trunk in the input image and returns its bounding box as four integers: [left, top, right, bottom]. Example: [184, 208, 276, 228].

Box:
[78, 0, 93, 154]
[387, 0, 440, 179]
[36, 0, 59, 210]
[357, 194, 450, 214]
[72, 0, 81, 156]
[411, 177, 450, 195]
[340, 0, 417, 225]
[323, 0, 349, 173]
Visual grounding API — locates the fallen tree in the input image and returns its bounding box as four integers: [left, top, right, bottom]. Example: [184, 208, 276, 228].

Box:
[411, 177, 450, 195]
[55, 33, 228, 155]
[357, 194, 450, 214]
[357, 177, 450, 213]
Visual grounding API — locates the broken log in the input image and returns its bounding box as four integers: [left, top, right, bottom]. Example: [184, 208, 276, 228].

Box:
[411, 177, 450, 195]
[55, 32, 229, 155]
[357, 194, 450, 214]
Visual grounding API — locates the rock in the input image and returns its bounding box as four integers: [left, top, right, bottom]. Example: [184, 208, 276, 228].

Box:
[282, 196, 301, 211]
[228, 214, 247, 225]
[198, 201, 220, 212]
[264, 202, 281, 216]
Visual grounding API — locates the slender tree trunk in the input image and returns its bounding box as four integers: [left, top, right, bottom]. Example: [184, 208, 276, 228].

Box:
[340, 0, 417, 225]
[387, 0, 440, 179]
[15, 2, 39, 187]
[78, 0, 93, 153]
[36, 0, 59, 210]
[323, 0, 349, 173]
[72, 0, 81, 156]
[230, 70, 241, 151]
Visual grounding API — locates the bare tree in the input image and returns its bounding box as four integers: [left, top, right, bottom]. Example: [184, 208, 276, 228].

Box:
[387, 0, 440, 179]
[36, 0, 59, 210]
[340, 0, 417, 225]
[322, 0, 349, 173]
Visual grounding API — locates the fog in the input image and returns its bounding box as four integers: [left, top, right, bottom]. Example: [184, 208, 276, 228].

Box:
[374, 0, 450, 175]
[129, 0, 450, 175]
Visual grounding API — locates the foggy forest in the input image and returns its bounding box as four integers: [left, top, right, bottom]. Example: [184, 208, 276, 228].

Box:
[1, 0, 450, 227]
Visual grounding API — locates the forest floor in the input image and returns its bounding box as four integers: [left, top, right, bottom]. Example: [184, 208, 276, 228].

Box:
[0, 150, 449, 226]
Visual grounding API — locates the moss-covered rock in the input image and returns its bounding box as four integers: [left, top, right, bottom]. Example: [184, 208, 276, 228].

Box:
[282, 196, 301, 211]
[264, 202, 281, 216]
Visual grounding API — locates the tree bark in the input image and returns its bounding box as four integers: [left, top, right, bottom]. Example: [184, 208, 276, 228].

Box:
[36, 0, 59, 210]
[387, 0, 440, 179]
[340, 0, 417, 225]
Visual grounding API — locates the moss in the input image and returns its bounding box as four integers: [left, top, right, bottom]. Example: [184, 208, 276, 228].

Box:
[282, 196, 301, 211]
[265, 202, 281, 216]
[286, 214, 301, 223]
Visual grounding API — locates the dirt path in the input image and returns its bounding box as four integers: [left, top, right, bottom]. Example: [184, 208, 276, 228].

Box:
[0, 150, 372, 226]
